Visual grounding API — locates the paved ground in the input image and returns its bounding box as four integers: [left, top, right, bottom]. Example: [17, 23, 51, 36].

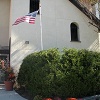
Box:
[0, 89, 27, 100]
[0, 85, 100, 100]
[78, 95, 100, 100]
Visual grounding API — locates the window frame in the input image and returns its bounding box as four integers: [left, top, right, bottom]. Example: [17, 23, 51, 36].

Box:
[70, 22, 80, 42]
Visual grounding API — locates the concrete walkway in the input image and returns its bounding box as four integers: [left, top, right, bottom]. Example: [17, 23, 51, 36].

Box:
[0, 89, 27, 100]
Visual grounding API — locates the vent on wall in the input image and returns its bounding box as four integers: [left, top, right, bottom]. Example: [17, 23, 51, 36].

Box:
[25, 41, 29, 44]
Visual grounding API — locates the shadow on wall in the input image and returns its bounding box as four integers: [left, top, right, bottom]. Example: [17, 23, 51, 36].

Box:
[88, 37, 99, 52]
[11, 31, 40, 74]
[11, 44, 38, 74]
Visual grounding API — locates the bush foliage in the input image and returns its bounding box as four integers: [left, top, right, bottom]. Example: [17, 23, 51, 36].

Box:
[17, 48, 100, 99]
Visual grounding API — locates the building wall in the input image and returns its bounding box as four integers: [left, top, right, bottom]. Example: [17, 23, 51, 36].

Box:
[10, 0, 99, 72]
[0, 0, 10, 46]
[41, 0, 98, 50]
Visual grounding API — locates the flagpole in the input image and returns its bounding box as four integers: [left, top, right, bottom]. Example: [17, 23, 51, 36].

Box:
[40, 4, 43, 50]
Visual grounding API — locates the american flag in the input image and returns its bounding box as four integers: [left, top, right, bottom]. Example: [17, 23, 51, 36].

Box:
[13, 10, 38, 25]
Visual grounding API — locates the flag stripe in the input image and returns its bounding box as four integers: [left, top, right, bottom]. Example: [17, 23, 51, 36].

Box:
[13, 17, 26, 25]
[13, 10, 38, 25]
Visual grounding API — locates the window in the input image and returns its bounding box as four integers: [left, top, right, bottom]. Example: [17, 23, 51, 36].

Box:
[70, 23, 79, 41]
[30, 0, 40, 13]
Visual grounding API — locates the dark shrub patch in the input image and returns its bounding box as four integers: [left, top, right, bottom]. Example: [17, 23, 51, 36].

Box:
[17, 48, 100, 98]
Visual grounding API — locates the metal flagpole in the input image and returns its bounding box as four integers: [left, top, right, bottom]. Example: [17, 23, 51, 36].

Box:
[39, 4, 43, 50]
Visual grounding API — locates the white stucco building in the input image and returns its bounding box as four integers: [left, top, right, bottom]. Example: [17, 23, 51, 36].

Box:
[0, 0, 100, 73]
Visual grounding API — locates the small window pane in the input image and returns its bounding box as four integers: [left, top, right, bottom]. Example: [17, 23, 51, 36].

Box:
[70, 23, 78, 41]
[30, 0, 40, 13]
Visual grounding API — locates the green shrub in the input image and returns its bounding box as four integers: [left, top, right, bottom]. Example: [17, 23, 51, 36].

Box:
[17, 48, 62, 97]
[61, 49, 100, 97]
[33, 95, 42, 100]
[17, 48, 100, 98]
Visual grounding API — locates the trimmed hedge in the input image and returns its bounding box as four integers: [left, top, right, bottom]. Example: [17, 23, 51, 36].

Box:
[17, 48, 100, 99]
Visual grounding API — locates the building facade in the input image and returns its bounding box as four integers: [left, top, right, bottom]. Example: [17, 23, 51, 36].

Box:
[0, 0, 100, 73]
